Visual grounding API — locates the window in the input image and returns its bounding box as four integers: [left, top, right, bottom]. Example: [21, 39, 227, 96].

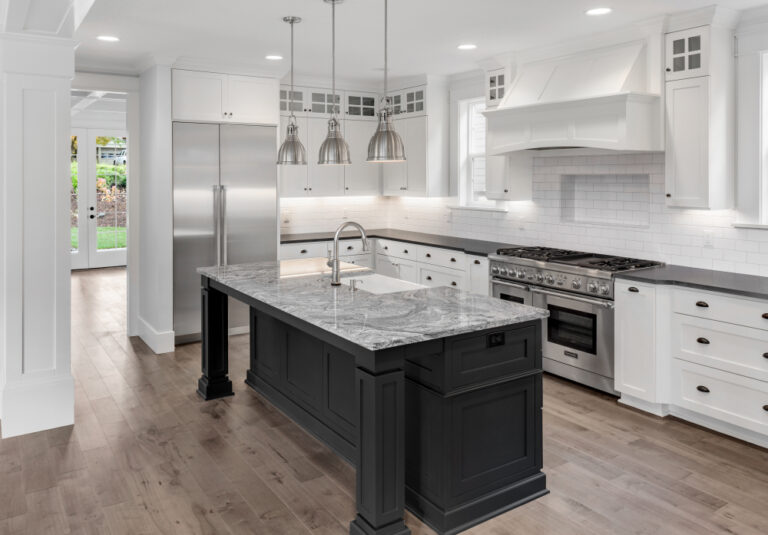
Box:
[460, 98, 491, 206]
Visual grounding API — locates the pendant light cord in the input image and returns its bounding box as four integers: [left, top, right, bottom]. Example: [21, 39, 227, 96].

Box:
[289, 19, 296, 125]
[331, 0, 337, 121]
[384, 0, 388, 111]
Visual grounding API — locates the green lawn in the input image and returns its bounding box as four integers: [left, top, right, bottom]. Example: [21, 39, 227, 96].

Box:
[71, 227, 126, 250]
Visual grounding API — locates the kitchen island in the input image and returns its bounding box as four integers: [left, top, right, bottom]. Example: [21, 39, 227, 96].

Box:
[197, 259, 549, 535]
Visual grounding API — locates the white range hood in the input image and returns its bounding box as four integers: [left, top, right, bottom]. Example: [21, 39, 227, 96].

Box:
[484, 41, 662, 154]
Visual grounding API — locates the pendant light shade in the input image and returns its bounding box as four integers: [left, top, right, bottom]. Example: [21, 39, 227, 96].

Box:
[277, 16, 307, 166]
[367, 0, 406, 162]
[367, 109, 405, 162]
[319, 0, 351, 165]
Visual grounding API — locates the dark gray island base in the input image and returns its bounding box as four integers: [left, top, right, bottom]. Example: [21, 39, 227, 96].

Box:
[196, 262, 548, 535]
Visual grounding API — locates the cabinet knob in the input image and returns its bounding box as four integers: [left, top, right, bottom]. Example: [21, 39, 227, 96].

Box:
[450, 258, 457, 263]
[300, 249, 307, 254]
[403, 249, 408, 254]
[308, 187, 312, 191]
[696, 385, 710, 393]
[384, 246, 389, 250]
[666, 68, 672, 72]
[89, 214, 95, 219]
[696, 301, 709, 308]
[666, 193, 672, 198]
[763, 352, 768, 359]
[763, 405, 768, 412]
[628, 287, 639, 293]
[229, 112, 233, 118]
[451, 281, 457, 286]
[426, 276, 432, 281]
[347, 246, 353, 250]
[504, 189, 509, 193]
[763, 313, 768, 320]
[426, 253, 431, 258]
[474, 259, 481, 265]
[345, 187, 349, 190]
[697, 337, 710, 345]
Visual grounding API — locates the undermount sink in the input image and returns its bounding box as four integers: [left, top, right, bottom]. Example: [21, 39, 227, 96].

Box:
[341, 273, 426, 295]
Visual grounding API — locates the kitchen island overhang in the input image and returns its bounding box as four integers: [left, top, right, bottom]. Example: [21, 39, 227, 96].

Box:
[196, 260, 549, 535]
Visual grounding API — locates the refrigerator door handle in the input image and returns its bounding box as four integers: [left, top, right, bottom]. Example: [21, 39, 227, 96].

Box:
[213, 184, 221, 267]
[220, 185, 228, 266]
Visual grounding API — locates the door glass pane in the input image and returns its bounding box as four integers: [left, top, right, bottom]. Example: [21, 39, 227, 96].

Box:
[688, 54, 701, 70]
[95, 135, 127, 250]
[70, 135, 79, 252]
[673, 56, 686, 72]
[673, 38, 686, 55]
[688, 35, 701, 52]
[547, 305, 597, 354]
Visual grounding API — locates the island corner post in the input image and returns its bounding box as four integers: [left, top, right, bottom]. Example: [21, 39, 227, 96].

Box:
[197, 274, 412, 535]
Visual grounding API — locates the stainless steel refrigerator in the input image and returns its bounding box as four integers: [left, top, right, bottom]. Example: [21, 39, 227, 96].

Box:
[173, 122, 278, 343]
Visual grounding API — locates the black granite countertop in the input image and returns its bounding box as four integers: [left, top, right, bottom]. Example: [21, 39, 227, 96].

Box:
[615, 265, 768, 300]
[280, 228, 516, 257]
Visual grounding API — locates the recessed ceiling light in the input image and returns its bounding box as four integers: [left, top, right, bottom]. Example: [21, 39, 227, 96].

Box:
[97, 35, 120, 42]
[457, 44, 477, 51]
[265, 55, 283, 61]
[586, 7, 612, 16]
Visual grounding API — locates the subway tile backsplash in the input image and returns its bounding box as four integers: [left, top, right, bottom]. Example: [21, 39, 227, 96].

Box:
[281, 153, 768, 277]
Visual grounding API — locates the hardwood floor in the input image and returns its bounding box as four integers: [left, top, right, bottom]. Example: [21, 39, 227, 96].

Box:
[1, 266, 766, 534]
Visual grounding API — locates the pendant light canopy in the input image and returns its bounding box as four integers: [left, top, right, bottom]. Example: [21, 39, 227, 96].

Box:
[277, 16, 307, 166]
[318, 0, 351, 165]
[367, 0, 405, 162]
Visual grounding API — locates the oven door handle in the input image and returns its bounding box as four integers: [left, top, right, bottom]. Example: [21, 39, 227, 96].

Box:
[530, 287, 614, 309]
[491, 279, 531, 292]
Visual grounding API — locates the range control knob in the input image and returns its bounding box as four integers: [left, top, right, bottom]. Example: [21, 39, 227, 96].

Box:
[491, 266, 500, 275]
[587, 282, 598, 293]
[536, 273, 544, 282]
[599, 285, 610, 296]
[499, 267, 509, 277]
[518, 270, 527, 279]
[544, 274, 555, 285]
[572, 279, 582, 290]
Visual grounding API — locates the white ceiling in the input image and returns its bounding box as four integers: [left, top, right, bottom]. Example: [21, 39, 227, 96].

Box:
[74, 0, 767, 82]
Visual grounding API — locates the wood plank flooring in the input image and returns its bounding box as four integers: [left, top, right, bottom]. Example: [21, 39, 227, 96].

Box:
[1, 266, 766, 534]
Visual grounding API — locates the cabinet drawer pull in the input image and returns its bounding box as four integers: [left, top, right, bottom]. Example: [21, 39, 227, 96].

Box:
[403, 249, 409, 254]
[426, 276, 432, 281]
[695, 301, 709, 308]
[347, 245, 353, 250]
[696, 385, 710, 393]
[763, 313, 768, 320]
[426, 253, 431, 258]
[697, 337, 710, 345]
[451, 281, 457, 286]
[628, 287, 639, 293]
[300, 249, 307, 254]
[450, 258, 457, 262]
[474, 259, 481, 265]
[384, 246, 389, 250]
[764, 353, 768, 359]
[763, 405, 768, 412]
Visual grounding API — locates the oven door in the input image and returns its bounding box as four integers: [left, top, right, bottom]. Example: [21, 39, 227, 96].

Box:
[491, 279, 533, 306]
[532, 287, 614, 378]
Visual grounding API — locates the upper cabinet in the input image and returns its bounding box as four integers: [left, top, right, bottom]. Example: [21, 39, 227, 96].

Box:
[485, 152, 533, 201]
[172, 69, 279, 125]
[345, 91, 379, 120]
[665, 26, 710, 81]
[486, 68, 506, 109]
[344, 120, 380, 195]
[664, 24, 734, 210]
[382, 80, 449, 197]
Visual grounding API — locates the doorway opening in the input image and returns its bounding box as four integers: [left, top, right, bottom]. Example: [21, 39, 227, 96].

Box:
[70, 90, 129, 269]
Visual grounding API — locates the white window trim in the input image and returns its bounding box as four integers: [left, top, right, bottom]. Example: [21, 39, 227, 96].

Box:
[457, 97, 499, 209]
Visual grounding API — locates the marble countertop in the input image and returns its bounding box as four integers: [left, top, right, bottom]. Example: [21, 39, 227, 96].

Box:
[616, 265, 768, 300]
[281, 228, 516, 257]
[198, 260, 547, 352]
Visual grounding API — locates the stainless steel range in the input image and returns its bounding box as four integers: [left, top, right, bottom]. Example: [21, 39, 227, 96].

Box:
[488, 247, 662, 395]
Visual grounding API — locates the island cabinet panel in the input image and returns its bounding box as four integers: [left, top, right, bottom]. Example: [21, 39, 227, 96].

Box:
[285, 327, 325, 410]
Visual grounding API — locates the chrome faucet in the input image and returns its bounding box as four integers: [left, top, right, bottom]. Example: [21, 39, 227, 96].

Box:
[328, 221, 369, 285]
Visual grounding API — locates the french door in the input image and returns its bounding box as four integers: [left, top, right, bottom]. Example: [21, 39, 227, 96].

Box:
[70, 128, 128, 269]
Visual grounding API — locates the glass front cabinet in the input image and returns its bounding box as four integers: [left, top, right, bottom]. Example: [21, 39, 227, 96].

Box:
[665, 26, 710, 81]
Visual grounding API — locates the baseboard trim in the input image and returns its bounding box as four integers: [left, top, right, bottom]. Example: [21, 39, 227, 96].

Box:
[669, 406, 768, 449]
[137, 315, 175, 354]
[618, 395, 670, 417]
[1, 374, 74, 438]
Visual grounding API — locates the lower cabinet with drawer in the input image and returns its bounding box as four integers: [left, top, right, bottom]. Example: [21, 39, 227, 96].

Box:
[421, 266, 466, 290]
[280, 241, 329, 260]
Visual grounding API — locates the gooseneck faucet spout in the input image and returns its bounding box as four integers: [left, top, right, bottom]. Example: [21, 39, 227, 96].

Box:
[328, 221, 369, 285]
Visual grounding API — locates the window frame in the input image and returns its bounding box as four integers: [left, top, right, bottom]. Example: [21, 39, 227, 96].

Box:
[458, 97, 494, 208]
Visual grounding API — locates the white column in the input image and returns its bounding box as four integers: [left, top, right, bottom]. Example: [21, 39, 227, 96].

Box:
[0, 33, 75, 438]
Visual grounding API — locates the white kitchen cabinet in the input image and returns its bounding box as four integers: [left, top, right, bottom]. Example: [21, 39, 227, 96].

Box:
[280, 241, 329, 260]
[278, 116, 310, 197]
[466, 255, 490, 296]
[615, 281, 659, 403]
[345, 91, 378, 120]
[663, 22, 734, 210]
[665, 27, 710, 81]
[375, 253, 400, 278]
[172, 69, 278, 125]
[396, 258, 420, 284]
[485, 152, 534, 201]
[344, 120, 381, 195]
[421, 266, 465, 290]
[486, 68, 506, 109]
[227, 75, 279, 125]
[172, 70, 226, 122]
[382, 116, 432, 196]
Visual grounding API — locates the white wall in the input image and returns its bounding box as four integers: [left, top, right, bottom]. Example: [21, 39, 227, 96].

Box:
[280, 196, 389, 235]
[0, 33, 75, 437]
[137, 65, 174, 353]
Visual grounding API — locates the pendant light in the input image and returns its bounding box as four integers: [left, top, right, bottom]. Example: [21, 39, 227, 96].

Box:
[367, 0, 405, 162]
[277, 16, 307, 166]
[318, 0, 351, 165]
